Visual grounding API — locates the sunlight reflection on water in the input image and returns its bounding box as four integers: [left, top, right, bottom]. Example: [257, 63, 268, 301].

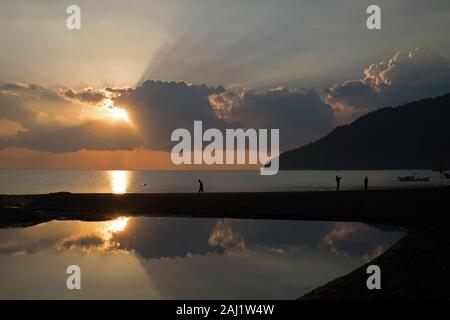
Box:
[108, 170, 131, 194]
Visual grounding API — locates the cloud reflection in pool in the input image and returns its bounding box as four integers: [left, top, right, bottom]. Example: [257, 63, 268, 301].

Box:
[0, 217, 404, 299]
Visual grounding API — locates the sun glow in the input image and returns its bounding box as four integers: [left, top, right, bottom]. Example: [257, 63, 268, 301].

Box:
[109, 107, 131, 123]
[95, 97, 131, 123]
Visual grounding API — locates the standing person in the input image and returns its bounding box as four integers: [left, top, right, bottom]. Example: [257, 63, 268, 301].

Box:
[198, 179, 204, 193]
[364, 176, 369, 192]
[335, 175, 342, 191]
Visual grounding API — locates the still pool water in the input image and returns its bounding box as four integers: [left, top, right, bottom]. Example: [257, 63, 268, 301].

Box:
[0, 217, 404, 299]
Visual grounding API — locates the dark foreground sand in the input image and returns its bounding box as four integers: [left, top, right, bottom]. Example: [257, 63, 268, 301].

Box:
[1, 188, 449, 299]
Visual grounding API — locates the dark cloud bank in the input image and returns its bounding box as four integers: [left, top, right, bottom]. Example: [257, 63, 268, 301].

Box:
[0, 48, 449, 154]
[0, 80, 336, 153]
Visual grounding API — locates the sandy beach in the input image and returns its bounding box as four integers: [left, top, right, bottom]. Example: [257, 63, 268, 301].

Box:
[1, 187, 449, 299]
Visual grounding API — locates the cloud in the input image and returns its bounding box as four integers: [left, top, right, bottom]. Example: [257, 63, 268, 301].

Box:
[0, 79, 336, 153]
[112, 218, 337, 259]
[209, 88, 335, 149]
[0, 119, 27, 137]
[116, 81, 334, 150]
[62, 88, 107, 104]
[0, 83, 80, 130]
[60, 235, 105, 250]
[322, 222, 403, 258]
[111, 217, 223, 259]
[0, 83, 30, 91]
[208, 219, 334, 251]
[1, 120, 142, 153]
[326, 48, 450, 121]
[208, 220, 245, 250]
[104, 86, 134, 95]
[118, 80, 335, 151]
[115, 80, 226, 151]
[0, 83, 142, 152]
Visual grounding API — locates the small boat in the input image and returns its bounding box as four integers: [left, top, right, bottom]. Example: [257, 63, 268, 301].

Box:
[398, 174, 430, 182]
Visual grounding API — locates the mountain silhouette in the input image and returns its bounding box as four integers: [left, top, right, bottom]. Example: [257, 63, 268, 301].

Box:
[276, 93, 450, 170]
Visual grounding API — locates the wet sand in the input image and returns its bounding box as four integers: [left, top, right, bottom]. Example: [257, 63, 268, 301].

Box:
[1, 188, 449, 299]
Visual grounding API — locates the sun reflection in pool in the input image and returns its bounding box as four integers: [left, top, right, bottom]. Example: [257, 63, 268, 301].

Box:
[107, 217, 129, 233]
[109, 170, 129, 194]
[99, 216, 130, 243]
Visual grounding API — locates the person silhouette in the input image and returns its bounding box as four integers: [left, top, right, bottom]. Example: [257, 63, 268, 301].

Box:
[198, 179, 204, 193]
[364, 176, 369, 192]
[335, 175, 342, 191]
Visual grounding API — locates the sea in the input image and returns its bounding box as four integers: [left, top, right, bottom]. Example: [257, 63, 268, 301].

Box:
[0, 169, 442, 194]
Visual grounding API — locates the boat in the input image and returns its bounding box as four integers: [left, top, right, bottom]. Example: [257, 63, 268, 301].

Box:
[398, 174, 430, 182]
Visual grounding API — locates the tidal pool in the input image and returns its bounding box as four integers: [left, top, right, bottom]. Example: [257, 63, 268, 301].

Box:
[0, 217, 404, 299]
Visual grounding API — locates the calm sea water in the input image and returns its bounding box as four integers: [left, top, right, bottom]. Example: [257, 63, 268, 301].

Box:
[0, 217, 404, 299]
[0, 170, 443, 194]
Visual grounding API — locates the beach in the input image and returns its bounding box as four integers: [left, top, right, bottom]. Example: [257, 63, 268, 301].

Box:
[1, 187, 449, 299]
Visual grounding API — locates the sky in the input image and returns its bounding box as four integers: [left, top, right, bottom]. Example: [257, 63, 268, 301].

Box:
[0, 0, 449, 169]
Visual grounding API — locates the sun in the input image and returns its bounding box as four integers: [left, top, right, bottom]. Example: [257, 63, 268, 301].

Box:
[108, 217, 129, 233]
[95, 97, 131, 123]
[110, 107, 131, 123]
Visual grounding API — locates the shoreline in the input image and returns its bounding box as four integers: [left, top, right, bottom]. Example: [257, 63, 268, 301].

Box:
[1, 188, 449, 299]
